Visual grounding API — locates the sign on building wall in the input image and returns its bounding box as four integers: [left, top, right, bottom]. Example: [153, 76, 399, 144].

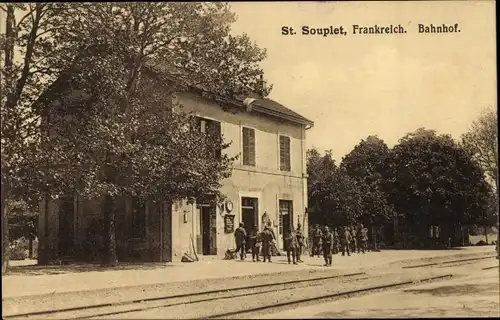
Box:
[224, 214, 235, 233]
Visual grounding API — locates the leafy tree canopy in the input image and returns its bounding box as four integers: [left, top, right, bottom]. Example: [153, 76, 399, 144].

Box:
[307, 149, 363, 226]
[341, 135, 394, 226]
[385, 128, 491, 228]
[461, 106, 498, 197]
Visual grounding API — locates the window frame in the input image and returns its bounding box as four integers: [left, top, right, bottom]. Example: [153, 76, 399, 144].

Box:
[242, 126, 256, 166]
[278, 134, 291, 172]
[195, 116, 222, 160]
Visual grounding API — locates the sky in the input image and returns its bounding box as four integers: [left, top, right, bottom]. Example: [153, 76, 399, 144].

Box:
[228, 1, 497, 162]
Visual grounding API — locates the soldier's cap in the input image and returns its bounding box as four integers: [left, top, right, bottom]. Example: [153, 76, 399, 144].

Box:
[239, 222, 244, 227]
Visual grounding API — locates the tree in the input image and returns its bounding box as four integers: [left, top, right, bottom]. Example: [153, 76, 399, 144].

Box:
[462, 106, 498, 197]
[34, 3, 271, 266]
[385, 128, 492, 247]
[341, 136, 394, 230]
[307, 149, 363, 227]
[475, 188, 499, 244]
[461, 106, 499, 245]
[1, 3, 74, 273]
[6, 199, 37, 258]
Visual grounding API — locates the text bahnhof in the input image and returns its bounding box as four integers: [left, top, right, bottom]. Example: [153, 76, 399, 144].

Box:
[283, 23, 460, 37]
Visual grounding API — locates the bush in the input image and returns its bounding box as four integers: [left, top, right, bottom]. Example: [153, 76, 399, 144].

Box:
[9, 242, 28, 260]
[476, 240, 488, 246]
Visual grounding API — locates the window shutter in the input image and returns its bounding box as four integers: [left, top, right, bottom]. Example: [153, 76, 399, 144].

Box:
[248, 129, 255, 166]
[243, 127, 255, 166]
[214, 121, 222, 159]
[279, 135, 291, 171]
[243, 128, 249, 165]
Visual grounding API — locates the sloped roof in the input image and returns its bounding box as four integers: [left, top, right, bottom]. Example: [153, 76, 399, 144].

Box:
[144, 60, 314, 127]
[244, 98, 314, 126]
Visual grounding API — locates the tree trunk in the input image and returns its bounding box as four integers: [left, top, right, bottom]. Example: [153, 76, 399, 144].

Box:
[101, 194, 117, 267]
[28, 238, 33, 259]
[1, 180, 9, 274]
[37, 194, 50, 265]
[484, 226, 489, 244]
[461, 225, 465, 247]
[372, 225, 379, 251]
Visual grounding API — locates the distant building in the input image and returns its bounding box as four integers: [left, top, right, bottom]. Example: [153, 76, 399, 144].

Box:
[37, 64, 314, 263]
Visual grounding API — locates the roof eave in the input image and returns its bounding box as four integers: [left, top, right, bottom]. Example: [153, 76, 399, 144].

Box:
[251, 104, 314, 126]
[145, 64, 314, 126]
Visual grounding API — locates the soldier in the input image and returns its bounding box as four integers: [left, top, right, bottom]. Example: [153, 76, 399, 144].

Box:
[321, 226, 334, 266]
[333, 227, 340, 254]
[340, 226, 352, 256]
[261, 223, 274, 262]
[284, 225, 298, 264]
[234, 222, 247, 260]
[296, 223, 305, 262]
[265, 221, 278, 256]
[312, 224, 323, 257]
[350, 226, 358, 254]
[358, 224, 368, 254]
[248, 225, 261, 262]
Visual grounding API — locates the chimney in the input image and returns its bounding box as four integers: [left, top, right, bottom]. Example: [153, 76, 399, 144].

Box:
[257, 74, 264, 97]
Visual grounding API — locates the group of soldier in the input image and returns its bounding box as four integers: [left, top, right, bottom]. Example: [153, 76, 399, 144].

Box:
[233, 221, 369, 267]
[233, 221, 306, 264]
[311, 224, 369, 266]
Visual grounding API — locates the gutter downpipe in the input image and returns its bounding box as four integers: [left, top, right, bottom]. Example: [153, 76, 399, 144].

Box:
[302, 124, 313, 249]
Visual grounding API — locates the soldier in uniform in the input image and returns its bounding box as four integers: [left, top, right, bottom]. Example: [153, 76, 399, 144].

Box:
[265, 221, 278, 256]
[284, 225, 298, 264]
[234, 222, 247, 260]
[312, 224, 323, 257]
[295, 223, 305, 262]
[350, 226, 358, 254]
[248, 225, 261, 262]
[261, 223, 274, 262]
[358, 224, 368, 254]
[333, 227, 340, 254]
[340, 226, 352, 256]
[321, 226, 334, 266]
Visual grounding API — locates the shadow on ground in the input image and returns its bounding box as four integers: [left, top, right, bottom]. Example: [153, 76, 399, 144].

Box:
[314, 305, 492, 318]
[404, 283, 499, 297]
[7, 263, 179, 276]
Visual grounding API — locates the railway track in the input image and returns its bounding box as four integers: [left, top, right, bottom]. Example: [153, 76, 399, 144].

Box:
[4, 254, 494, 319]
[4, 272, 367, 319]
[205, 274, 454, 319]
[402, 255, 496, 269]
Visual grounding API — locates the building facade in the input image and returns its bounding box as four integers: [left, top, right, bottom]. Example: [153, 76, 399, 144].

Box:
[38, 81, 314, 263]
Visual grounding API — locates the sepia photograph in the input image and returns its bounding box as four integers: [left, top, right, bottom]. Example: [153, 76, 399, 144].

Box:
[1, 1, 498, 319]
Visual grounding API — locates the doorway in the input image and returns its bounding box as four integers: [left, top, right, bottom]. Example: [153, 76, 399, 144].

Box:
[58, 195, 75, 257]
[150, 201, 172, 262]
[279, 200, 293, 250]
[199, 205, 217, 255]
[241, 197, 258, 235]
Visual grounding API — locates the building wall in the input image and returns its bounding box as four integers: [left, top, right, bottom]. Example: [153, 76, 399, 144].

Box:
[39, 196, 174, 263]
[38, 197, 60, 262]
[38, 90, 310, 263]
[172, 92, 309, 258]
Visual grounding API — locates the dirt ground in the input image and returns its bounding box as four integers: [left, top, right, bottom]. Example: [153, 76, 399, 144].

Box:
[263, 261, 499, 318]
